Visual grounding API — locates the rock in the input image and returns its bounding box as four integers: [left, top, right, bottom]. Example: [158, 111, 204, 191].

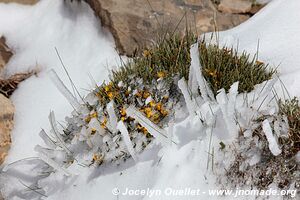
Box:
[0, 72, 34, 98]
[0, 36, 13, 77]
[0, 93, 14, 165]
[84, 0, 249, 56]
[183, 0, 204, 6]
[0, 0, 39, 4]
[249, 3, 265, 15]
[218, 0, 252, 14]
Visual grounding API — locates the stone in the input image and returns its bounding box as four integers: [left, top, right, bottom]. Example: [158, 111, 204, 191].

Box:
[0, 0, 39, 4]
[84, 0, 249, 56]
[249, 3, 265, 15]
[0, 72, 34, 98]
[0, 36, 13, 77]
[0, 93, 14, 165]
[183, 0, 204, 6]
[218, 0, 252, 14]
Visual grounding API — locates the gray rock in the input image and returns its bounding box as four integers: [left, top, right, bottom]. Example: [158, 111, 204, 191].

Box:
[84, 0, 250, 56]
[218, 0, 252, 14]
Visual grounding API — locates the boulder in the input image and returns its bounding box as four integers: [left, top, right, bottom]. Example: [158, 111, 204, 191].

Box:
[218, 0, 252, 14]
[84, 0, 250, 56]
[0, 37, 12, 77]
[0, 94, 14, 165]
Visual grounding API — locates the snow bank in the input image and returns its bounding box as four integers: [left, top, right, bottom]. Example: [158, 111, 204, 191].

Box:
[0, 0, 120, 163]
[213, 0, 300, 97]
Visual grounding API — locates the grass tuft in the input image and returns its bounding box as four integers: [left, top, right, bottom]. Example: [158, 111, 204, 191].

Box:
[97, 30, 275, 107]
[278, 97, 300, 156]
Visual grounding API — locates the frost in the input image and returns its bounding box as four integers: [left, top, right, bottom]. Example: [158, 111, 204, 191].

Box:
[178, 78, 196, 117]
[48, 69, 81, 111]
[117, 121, 138, 162]
[190, 43, 214, 101]
[228, 82, 238, 117]
[39, 129, 56, 149]
[247, 150, 261, 166]
[88, 118, 102, 133]
[262, 119, 282, 156]
[107, 101, 118, 133]
[49, 111, 72, 155]
[38, 151, 71, 176]
[215, 83, 239, 139]
[126, 106, 169, 145]
[167, 121, 174, 146]
[84, 92, 98, 106]
[188, 57, 198, 96]
[145, 96, 153, 105]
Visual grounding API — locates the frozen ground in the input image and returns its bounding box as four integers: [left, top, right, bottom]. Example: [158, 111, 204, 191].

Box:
[0, 0, 299, 199]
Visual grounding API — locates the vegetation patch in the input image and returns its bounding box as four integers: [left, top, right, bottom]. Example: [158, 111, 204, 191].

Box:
[97, 30, 275, 116]
[225, 98, 300, 194]
[40, 31, 275, 168]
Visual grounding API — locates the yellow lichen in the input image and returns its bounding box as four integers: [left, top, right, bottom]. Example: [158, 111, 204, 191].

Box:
[157, 71, 166, 78]
[143, 91, 150, 99]
[92, 153, 104, 165]
[151, 112, 161, 124]
[120, 107, 127, 116]
[85, 112, 98, 123]
[156, 102, 162, 111]
[160, 109, 168, 117]
[143, 50, 151, 57]
[101, 117, 107, 128]
[135, 91, 142, 97]
[149, 100, 156, 107]
[144, 107, 153, 118]
[107, 92, 114, 100]
[91, 128, 97, 135]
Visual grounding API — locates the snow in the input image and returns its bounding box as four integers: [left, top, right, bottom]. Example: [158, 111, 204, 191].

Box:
[190, 43, 213, 101]
[48, 69, 81, 111]
[126, 106, 170, 145]
[0, 0, 120, 162]
[262, 119, 281, 156]
[1, 0, 300, 199]
[211, 0, 300, 97]
[107, 101, 118, 133]
[215, 82, 239, 139]
[117, 121, 138, 162]
[178, 78, 196, 117]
